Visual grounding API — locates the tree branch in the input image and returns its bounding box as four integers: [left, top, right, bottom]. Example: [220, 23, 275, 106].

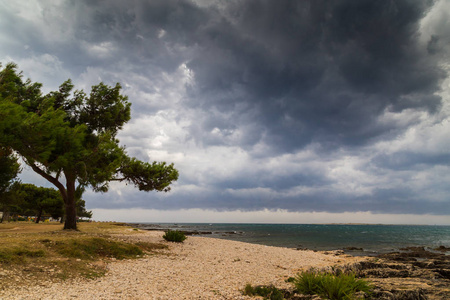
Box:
[110, 177, 126, 182]
[26, 160, 67, 199]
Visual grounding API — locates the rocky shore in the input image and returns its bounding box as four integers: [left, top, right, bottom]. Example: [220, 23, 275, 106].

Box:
[362, 246, 450, 299]
[129, 222, 244, 236]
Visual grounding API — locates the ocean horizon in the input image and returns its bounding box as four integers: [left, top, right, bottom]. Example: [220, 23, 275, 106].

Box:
[131, 223, 450, 256]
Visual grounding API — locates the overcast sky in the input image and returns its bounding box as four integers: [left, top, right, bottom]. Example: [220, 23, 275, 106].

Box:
[1, 0, 450, 224]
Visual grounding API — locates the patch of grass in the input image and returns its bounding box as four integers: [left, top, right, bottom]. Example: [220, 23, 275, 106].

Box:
[0, 248, 45, 264]
[134, 241, 168, 252]
[45, 237, 143, 260]
[293, 269, 372, 300]
[0, 222, 168, 288]
[163, 230, 187, 243]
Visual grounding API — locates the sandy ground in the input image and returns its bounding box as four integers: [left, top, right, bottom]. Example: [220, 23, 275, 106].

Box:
[0, 230, 364, 300]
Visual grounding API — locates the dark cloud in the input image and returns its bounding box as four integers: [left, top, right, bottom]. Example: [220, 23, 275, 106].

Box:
[1, 0, 449, 218]
[181, 0, 446, 152]
[372, 151, 450, 170]
[86, 180, 450, 215]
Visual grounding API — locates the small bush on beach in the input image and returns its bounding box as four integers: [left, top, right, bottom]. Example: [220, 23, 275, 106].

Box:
[243, 284, 284, 300]
[163, 230, 187, 243]
[294, 269, 372, 300]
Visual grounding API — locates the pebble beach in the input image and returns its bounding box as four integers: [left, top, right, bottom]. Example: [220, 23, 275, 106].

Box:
[1, 229, 362, 300]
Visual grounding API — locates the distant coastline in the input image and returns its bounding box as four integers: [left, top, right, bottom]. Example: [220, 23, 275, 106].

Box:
[129, 223, 450, 257]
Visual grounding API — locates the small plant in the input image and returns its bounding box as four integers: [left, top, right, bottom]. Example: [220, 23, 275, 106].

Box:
[163, 230, 187, 243]
[244, 283, 254, 296]
[293, 269, 372, 300]
[243, 284, 284, 300]
[295, 270, 321, 295]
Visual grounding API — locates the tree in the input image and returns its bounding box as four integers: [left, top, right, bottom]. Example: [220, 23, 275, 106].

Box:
[74, 186, 93, 219]
[0, 63, 179, 230]
[0, 147, 20, 194]
[0, 181, 24, 223]
[76, 199, 93, 219]
[0, 147, 21, 222]
[18, 183, 64, 223]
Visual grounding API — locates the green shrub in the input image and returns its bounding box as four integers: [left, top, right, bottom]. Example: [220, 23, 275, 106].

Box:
[243, 284, 284, 300]
[294, 270, 372, 300]
[294, 270, 321, 295]
[163, 230, 187, 243]
[244, 283, 254, 296]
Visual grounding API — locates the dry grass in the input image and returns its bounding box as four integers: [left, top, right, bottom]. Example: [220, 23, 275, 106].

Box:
[0, 222, 168, 289]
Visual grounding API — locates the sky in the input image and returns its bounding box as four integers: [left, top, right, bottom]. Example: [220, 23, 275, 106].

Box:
[1, 0, 450, 224]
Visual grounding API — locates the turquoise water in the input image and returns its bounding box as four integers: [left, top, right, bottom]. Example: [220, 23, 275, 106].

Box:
[138, 223, 450, 255]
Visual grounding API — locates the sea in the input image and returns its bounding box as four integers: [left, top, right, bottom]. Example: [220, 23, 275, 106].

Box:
[133, 223, 450, 256]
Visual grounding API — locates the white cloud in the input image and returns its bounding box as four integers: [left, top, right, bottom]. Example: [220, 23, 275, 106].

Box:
[91, 208, 450, 225]
[3, 53, 71, 92]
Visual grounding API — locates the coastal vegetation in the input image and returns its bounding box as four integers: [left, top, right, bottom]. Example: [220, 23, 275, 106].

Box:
[0, 63, 179, 230]
[0, 182, 92, 223]
[0, 222, 168, 287]
[293, 269, 372, 299]
[163, 229, 187, 242]
[244, 268, 373, 300]
[244, 284, 284, 300]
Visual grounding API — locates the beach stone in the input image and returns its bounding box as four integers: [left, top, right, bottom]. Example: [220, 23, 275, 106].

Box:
[435, 246, 450, 252]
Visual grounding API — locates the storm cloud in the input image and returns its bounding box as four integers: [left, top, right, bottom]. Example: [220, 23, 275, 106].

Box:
[1, 0, 449, 220]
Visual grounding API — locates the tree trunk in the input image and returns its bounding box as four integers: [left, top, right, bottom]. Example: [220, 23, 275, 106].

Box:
[29, 164, 78, 229]
[35, 208, 42, 223]
[63, 175, 77, 230]
[3, 210, 10, 222]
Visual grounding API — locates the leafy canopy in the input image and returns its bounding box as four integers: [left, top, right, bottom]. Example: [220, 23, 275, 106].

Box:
[0, 147, 20, 194]
[0, 62, 178, 228]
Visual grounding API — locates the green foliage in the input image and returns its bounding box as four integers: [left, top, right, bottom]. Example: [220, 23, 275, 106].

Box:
[294, 270, 321, 295]
[76, 197, 93, 219]
[0, 63, 178, 230]
[243, 284, 284, 300]
[0, 147, 20, 193]
[294, 269, 372, 300]
[0, 147, 21, 221]
[118, 157, 178, 192]
[0, 181, 25, 222]
[244, 283, 254, 296]
[163, 230, 187, 242]
[17, 183, 64, 221]
[286, 277, 295, 283]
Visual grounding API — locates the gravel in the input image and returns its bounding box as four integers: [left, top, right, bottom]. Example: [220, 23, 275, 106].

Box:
[0, 230, 362, 299]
